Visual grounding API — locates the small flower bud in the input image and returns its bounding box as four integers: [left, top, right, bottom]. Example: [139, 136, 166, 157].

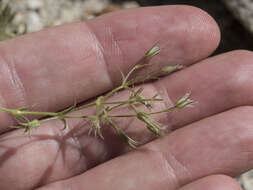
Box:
[146, 124, 163, 136]
[90, 118, 104, 139]
[160, 65, 183, 75]
[175, 93, 195, 109]
[118, 131, 139, 148]
[96, 96, 104, 108]
[145, 45, 161, 58]
[136, 112, 163, 136]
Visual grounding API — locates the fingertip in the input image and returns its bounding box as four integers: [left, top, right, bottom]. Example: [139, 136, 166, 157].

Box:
[180, 5, 221, 56]
[162, 5, 221, 60]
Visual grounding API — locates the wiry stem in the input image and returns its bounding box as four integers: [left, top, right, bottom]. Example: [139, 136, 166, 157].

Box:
[0, 45, 195, 148]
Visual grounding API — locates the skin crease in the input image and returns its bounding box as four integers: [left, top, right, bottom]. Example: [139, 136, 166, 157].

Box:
[0, 4, 251, 190]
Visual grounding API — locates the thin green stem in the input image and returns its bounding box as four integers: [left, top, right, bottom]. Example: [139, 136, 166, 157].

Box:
[103, 86, 124, 100]
[0, 107, 14, 112]
[129, 104, 139, 114]
[148, 106, 176, 115]
[20, 111, 58, 116]
[107, 102, 129, 112]
[122, 65, 138, 85]
[62, 115, 93, 119]
[72, 102, 96, 112]
[39, 116, 59, 123]
[0, 107, 58, 116]
[37, 115, 93, 125]
[105, 98, 163, 105]
[108, 114, 137, 118]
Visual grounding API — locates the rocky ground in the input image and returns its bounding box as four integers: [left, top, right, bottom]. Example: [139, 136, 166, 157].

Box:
[2, 0, 253, 189]
[3, 0, 139, 32]
[223, 0, 253, 34]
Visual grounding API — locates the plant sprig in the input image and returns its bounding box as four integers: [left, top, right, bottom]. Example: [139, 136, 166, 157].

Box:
[0, 45, 195, 148]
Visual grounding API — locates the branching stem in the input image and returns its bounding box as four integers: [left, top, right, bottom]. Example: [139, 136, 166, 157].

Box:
[0, 45, 195, 148]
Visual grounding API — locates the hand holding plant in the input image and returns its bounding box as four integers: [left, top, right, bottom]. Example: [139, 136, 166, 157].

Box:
[0, 5, 251, 190]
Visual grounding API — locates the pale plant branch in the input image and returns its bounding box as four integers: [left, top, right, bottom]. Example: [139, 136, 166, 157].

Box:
[0, 5, 195, 147]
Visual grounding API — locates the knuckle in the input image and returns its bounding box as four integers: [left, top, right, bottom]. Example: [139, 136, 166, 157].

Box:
[146, 144, 186, 188]
[0, 46, 27, 108]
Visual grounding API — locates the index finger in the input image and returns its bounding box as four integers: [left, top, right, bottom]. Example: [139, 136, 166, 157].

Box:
[0, 5, 220, 132]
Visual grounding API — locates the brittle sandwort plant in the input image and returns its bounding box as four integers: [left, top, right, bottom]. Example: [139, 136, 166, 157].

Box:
[0, 45, 195, 148]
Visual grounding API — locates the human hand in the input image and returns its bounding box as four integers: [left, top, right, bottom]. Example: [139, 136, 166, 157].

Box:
[0, 5, 250, 190]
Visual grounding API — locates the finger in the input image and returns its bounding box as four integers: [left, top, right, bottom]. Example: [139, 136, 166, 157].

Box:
[34, 106, 253, 190]
[1, 50, 253, 189]
[37, 176, 242, 190]
[0, 5, 220, 132]
[155, 50, 253, 130]
[179, 175, 242, 190]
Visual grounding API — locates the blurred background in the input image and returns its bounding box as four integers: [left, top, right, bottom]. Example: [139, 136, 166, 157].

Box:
[3, 0, 253, 54]
[2, 0, 253, 189]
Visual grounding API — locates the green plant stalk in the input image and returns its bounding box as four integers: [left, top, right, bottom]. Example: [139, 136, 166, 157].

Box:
[0, 45, 195, 147]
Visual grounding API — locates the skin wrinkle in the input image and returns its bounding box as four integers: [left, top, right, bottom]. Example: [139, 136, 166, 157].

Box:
[152, 80, 175, 132]
[0, 53, 13, 121]
[167, 150, 196, 187]
[24, 22, 115, 111]
[0, 23, 115, 120]
[108, 14, 139, 42]
[0, 49, 30, 131]
[6, 57, 28, 107]
[0, 48, 27, 109]
[146, 143, 180, 190]
[149, 137, 194, 188]
[104, 25, 124, 79]
[85, 22, 116, 88]
[167, 106, 253, 181]
[86, 21, 125, 87]
[80, 22, 113, 89]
